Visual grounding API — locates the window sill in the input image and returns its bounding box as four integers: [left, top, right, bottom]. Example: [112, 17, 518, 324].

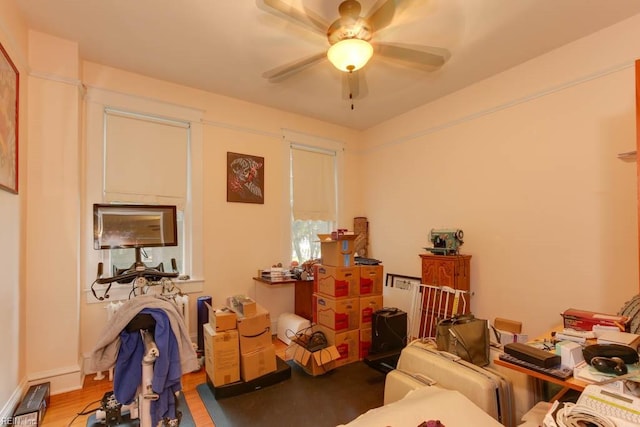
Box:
[84, 277, 204, 303]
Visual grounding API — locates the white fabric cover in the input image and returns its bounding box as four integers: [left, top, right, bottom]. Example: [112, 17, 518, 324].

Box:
[339, 386, 503, 427]
[488, 346, 536, 422]
[384, 369, 436, 405]
[396, 341, 502, 419]
[276, 312, 311, 345]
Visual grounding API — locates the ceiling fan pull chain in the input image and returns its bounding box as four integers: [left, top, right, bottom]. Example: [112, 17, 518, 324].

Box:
[348, 72, 355, 110]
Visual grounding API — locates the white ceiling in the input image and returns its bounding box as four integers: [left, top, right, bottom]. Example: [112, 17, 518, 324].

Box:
[14, 0, 640, 130]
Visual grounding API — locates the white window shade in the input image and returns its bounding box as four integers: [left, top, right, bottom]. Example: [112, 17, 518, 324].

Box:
[291, 146, 336, 221]
[104, 111, 188, 208]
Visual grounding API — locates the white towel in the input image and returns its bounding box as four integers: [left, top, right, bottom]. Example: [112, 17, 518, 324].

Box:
[90, 295, 199, 374]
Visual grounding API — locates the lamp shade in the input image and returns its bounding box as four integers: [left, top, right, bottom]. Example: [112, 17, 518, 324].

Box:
[327, 39, 373, 72]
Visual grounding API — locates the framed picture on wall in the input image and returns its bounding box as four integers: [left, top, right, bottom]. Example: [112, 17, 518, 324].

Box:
[385, 273, 421, 290]
[0, 41, 19, 194]
[226, 152, 264, 204]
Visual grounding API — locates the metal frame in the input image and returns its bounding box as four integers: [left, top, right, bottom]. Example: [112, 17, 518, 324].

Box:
[409, 283, 469, 340]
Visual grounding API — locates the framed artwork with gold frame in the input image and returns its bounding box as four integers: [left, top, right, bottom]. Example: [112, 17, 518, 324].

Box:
[0, 41, 19, 194]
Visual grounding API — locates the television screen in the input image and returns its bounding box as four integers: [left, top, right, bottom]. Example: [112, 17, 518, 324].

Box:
[93, 204, 178, 250]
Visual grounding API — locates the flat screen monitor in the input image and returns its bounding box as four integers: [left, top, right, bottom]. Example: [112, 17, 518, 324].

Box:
[93, 204, 178, 250]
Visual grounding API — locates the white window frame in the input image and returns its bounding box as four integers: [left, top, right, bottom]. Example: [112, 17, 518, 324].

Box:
[284, 129, 344, 264]
[83, 87, 204, 302]
[101, 108, 190, 275]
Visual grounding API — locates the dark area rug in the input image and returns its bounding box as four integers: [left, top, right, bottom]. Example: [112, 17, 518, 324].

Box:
[86, 391, 194, 426]
[197, 361, 386, 427]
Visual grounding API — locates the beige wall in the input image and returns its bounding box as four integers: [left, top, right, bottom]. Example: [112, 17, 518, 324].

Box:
[0, 0, 28, 418]
[361, 13, 640, 338]
[78, 62, 362, 372]
[25, 31, 83, 392]
[2, 0, 640, 412]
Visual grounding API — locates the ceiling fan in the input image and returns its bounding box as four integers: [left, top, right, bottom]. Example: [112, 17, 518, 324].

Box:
[257, 0, 451, 101]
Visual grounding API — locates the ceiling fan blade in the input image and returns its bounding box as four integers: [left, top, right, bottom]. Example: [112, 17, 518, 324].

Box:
[342, 70, 368, 101]
[376, 42, 450, 70]
[257, 0, 329, 36]
[365, 0, 397, 31]
[262, 52, 327, 82]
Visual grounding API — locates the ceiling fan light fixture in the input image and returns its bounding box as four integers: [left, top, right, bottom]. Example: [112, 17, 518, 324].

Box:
[327, 39, 373, 72]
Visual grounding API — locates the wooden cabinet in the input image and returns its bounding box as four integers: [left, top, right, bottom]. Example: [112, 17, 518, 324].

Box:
[420, 254, 471, 291]
[294, 280, 314, 320]
[417, 254, 472, 338]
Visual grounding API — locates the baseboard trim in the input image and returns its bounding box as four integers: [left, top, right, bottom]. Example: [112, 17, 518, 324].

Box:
[27, 364, 84, 395]
[0, 378, 28, 424]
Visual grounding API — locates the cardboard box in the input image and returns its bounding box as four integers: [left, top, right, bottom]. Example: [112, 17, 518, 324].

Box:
[203, 324, 240, 387]
[494, 318, 522, 334]
[562, 308, 629, 332]
[289, 340, 341, 376]
[358, 265, 384, 295]
[237, 305, 272, 354]
[240, 344, 277, 382]
[316, 325, 360, 367]
[359, 328, 372, 360]
[207, 303, 237, 332]
[318, 233, 357, 267]
[315, 294, 360, 332]
[13, 382, 50, 426]
[312, 293, 318, 324]
[314, 265, 360, 297]
[227, 295, 257, 318]
[495, 329, 528, 345]
[359, 295, 383, 329]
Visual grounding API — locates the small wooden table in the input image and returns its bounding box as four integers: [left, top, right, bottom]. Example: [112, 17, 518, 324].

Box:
[253, 277, 314, 320]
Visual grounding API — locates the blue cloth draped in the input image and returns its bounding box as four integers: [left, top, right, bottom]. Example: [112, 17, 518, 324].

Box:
[113, 308, 182, 425]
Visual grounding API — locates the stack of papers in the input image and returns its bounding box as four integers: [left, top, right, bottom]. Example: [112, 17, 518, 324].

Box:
[574, 361, 640, 383]
[596, 331, 640, 349]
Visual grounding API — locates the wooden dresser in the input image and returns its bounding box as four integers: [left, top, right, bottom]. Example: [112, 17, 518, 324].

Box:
[420, 254, 471, 291]
[417, 254, 472, 337]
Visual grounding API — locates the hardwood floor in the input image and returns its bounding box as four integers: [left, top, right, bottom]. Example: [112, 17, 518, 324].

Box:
[41, 338, 288, 427]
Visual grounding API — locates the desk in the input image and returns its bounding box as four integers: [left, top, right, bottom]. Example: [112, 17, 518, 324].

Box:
[493, 325, 591, 402]
[493, 325, 598, 402]
[252, 277, 314, 321]
[493, 357, 589, 402]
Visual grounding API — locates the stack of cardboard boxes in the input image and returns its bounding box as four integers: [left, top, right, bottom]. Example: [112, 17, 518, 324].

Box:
[237, 304, 277, 382]
[204, 297, 278, 389]
[313, 233, 384, 366]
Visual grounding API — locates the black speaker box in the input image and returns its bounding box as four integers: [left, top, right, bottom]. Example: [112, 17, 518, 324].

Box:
[583, 344, 640, 365]
[370, 308, 407, 354]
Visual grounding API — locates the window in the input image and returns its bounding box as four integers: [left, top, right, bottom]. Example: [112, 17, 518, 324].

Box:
[290, 143, 338, 263]
[103, 109, 189, 274]
[84, 87, 204, 302]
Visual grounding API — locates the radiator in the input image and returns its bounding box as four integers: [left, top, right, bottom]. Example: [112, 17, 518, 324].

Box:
[94, 295, 190, 381]
[174, 294, 190, 337]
